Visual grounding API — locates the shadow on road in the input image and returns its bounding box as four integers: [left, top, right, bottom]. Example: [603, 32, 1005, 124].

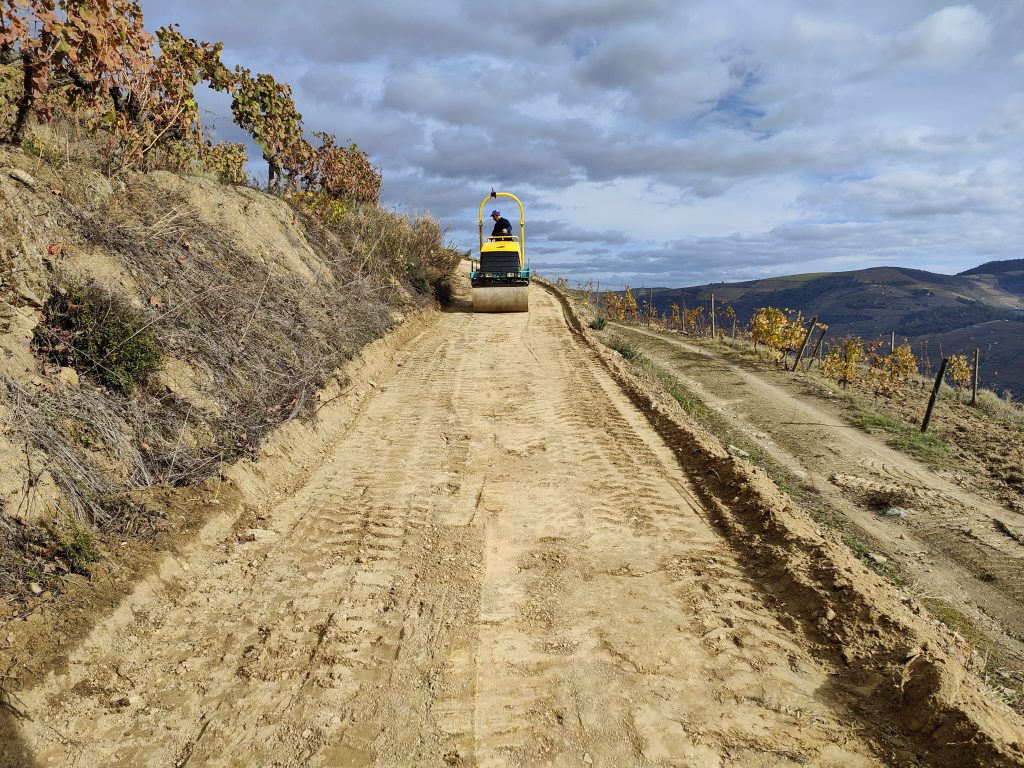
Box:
[441, 295, 474, 314]
[0, 697, 38, 768]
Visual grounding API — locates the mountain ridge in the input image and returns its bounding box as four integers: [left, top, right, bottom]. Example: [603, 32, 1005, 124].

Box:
[632, 258, 1024, 397]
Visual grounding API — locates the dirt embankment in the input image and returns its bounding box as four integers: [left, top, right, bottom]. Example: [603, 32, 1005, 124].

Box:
[0, 145, 455, 710]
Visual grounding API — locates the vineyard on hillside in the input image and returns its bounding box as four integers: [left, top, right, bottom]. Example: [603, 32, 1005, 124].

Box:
[571, 281, 997, 405]
[0, 0, 466, 624]
[0, 0, 378, 210]
[554, 278, 1024, 514]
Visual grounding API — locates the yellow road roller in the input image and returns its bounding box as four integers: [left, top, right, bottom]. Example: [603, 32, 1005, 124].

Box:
[471, 190, 530, 312]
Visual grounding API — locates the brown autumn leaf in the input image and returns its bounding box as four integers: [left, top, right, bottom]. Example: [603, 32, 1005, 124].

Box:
[47, 243, 63, 256]
[149, 295, 162, 307]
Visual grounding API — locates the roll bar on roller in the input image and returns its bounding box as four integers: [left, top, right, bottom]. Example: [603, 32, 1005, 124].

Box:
[478, 190, 525, 269]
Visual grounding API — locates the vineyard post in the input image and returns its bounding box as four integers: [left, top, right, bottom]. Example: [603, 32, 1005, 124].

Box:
[648, 287, 653, 327]
[806, 327, 827, 371]
[891, 331, 895, 353]
[921, 357, 950, 433]
[596, 281, 601, 316]
[790, 317, 817, 372]
[971, 348, 980, 406]
[732, 318, 737, 341]
[711, 294, 716, 338]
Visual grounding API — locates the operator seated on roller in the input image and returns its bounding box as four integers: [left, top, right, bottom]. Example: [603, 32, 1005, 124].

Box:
[490, 210, 512, 238]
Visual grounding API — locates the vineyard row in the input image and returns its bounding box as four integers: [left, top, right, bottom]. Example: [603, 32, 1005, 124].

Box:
[562, 281, 984, 404]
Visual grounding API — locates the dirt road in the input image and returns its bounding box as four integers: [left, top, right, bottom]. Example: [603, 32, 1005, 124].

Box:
[613, 323, 1024, 678]
[7, 287, 922, 766]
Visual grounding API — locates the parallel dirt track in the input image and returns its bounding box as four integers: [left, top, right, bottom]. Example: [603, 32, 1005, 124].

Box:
[6, 282, 1022, 766]
[612, 322, 1024, 674]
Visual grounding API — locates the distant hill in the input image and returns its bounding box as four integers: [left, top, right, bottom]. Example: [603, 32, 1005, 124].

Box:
[959, 258, 1024, 275]
[958, 259, 1024, 295]
[634, 260, 1024, 397]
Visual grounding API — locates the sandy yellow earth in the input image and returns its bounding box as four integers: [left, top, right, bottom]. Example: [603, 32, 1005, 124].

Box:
[13, 286, 897, 766]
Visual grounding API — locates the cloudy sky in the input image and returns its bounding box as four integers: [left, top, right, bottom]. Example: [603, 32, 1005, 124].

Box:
[141, 1, 1024, 288]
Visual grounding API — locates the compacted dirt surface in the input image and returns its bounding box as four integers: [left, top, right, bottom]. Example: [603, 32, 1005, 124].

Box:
[7, 286, 894, 767]
[7, 281, 1024, 767]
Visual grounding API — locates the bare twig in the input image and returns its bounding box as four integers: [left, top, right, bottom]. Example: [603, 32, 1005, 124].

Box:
[238, 263, 273, 348]
[165, 403, 194, 483]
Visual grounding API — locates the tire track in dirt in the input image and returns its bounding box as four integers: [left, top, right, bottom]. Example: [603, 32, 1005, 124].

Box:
[460, 297, 878, 766]
[16, 284, 891, 766]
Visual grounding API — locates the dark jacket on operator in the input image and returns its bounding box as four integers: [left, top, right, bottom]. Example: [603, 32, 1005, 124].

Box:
[491, 217, 513, 237]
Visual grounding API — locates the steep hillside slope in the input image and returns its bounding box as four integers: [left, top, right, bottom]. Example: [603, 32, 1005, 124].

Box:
[0, 145, 456, 616]
[961, 259, 1024, 295]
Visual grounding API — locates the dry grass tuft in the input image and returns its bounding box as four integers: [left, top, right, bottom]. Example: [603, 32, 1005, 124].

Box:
[975, 389, 1024, 430]
[0, 376, 150, 529]
[67, 183, 406, 490]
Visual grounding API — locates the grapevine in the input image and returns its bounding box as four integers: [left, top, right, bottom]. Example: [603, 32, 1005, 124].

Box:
[890, 343, 918, 382]
[0, 0, 381, 201]
[947, 354, 972, 392]
[622, 286, 639, 323]
[751, 307, 806, 364]
[228, 66, 305, 186]
[682, 306, 703, 334]
[865, 342, 919, 399]
[821, 337, 864, 388]
[201, 140, 248, 184]
[304, 132, 381, 204]
[604, 291, 624, 321]
[724, 305, 736, 335]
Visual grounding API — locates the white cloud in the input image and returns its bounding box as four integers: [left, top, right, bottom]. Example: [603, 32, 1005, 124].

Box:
[139, 0, 1024, 286]
[891, 5, 993, 68]
[792, 15, 867, 49]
